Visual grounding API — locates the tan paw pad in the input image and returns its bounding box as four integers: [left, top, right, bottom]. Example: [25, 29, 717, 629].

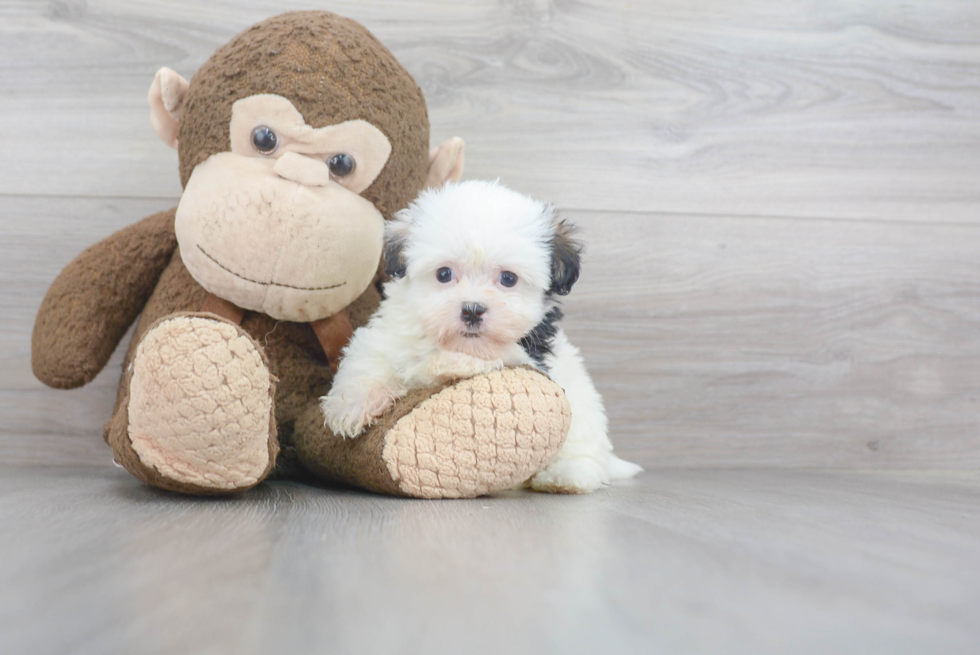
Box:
[128, 316, 273, 491]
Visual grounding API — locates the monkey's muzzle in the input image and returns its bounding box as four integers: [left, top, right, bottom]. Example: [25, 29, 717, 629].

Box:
[175, 152, 384, 322]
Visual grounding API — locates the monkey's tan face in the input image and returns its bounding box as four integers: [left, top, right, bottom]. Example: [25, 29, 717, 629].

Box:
[175, 95, 392, 322]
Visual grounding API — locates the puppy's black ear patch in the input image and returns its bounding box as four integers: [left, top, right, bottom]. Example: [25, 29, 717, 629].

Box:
[549, 218, 583, 296]
[383, 235, 408, 279]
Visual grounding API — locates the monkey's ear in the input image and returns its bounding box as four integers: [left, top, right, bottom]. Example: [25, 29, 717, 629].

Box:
[148, 67, 190, 149]
[425, 137, 465, 188]
[549, 217, 583, 296]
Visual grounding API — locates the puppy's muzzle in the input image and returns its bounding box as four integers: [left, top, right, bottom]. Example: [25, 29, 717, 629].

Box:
[461, 302, 486, 327]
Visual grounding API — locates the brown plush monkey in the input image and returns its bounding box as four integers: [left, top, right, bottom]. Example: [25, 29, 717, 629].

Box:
[32, 11, 569, 497]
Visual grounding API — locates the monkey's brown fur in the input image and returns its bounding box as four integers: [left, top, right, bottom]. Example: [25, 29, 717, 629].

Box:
[177, 12, 430, 220]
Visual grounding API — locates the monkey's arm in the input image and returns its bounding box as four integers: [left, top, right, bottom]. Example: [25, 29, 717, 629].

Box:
[32, 208, 178, 389]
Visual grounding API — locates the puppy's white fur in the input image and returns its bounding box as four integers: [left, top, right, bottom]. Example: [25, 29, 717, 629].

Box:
[320, 180, 641, 493]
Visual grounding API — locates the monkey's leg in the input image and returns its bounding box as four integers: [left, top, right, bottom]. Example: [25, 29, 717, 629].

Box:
[104, 314, 278, 494]
[291, 368, 569, 499]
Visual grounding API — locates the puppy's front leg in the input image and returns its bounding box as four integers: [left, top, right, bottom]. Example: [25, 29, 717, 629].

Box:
[426, 350, 503, 381]
[321, 377, 400, 439]
[320, 327, 405, 439]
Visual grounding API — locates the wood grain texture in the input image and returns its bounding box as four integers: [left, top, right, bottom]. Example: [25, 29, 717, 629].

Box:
[4, 4, 980, 652]
[2, 466, 979, 655]
[562, 209, 980, 468]
[2, 1, 979, 469]
[1, 0, 978, 221]
[4, 202, 980, 468]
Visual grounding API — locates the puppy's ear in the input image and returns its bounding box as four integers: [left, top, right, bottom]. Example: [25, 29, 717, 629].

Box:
[383, 237, 407, 279]
[383, 212, 412, 278]
[549, 215, 583, 296]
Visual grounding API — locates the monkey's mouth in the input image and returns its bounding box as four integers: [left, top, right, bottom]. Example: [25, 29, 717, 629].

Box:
[197, 245, 346, 291]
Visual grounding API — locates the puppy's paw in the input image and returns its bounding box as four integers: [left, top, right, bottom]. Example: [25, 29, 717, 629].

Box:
[320, 385, 395, 439]
[530, 458, 606, 494]
[320, 394, 366, 439]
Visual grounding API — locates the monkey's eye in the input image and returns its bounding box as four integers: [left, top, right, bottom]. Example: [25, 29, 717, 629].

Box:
[436, 267, 454, 284]
[499, 271, 519, 288]
[251, 126, 278, 154]
[328, 154, 355, 177]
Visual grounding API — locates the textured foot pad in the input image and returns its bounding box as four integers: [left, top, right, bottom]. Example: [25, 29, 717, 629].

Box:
[128, 316, 274, 491]
[381, 368, 571, 499]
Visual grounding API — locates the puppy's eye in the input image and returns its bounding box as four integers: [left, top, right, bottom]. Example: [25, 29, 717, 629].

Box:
[251, 126, 278, 154]
[499, 271, 519, 288]
[328, 154, 355, 177]
[436, 267, 454, 283]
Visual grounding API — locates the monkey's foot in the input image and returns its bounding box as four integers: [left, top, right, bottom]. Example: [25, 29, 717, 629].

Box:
[294, 367, 570, 499]
[126, 315, 277, 492]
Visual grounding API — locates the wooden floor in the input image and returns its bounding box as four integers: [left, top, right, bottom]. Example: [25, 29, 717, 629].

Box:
[1, 466, 978, 655]
[2, 1, 979, 653]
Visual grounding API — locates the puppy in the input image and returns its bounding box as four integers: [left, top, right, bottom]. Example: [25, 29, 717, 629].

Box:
[320, 180, 642, 493]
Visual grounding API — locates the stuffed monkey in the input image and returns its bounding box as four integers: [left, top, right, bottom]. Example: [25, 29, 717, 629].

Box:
[32, 11, 569, 497]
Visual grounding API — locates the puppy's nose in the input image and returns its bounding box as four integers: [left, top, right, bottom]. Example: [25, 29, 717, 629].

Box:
[461, 302, 486, 326]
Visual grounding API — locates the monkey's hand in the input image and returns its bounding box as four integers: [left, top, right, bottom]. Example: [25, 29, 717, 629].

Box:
[32, 209, 178, 389]
[426, 350, 504, 381]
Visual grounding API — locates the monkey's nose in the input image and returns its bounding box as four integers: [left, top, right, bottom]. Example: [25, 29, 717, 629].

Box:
[461, 302, 486, 326]
[273, 152, 331, 187]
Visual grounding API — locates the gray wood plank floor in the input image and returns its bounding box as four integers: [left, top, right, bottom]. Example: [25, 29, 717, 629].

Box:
[2, 466, 979, 655]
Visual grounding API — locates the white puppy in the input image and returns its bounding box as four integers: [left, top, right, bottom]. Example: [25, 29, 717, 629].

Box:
[320, 180, 641, 493]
